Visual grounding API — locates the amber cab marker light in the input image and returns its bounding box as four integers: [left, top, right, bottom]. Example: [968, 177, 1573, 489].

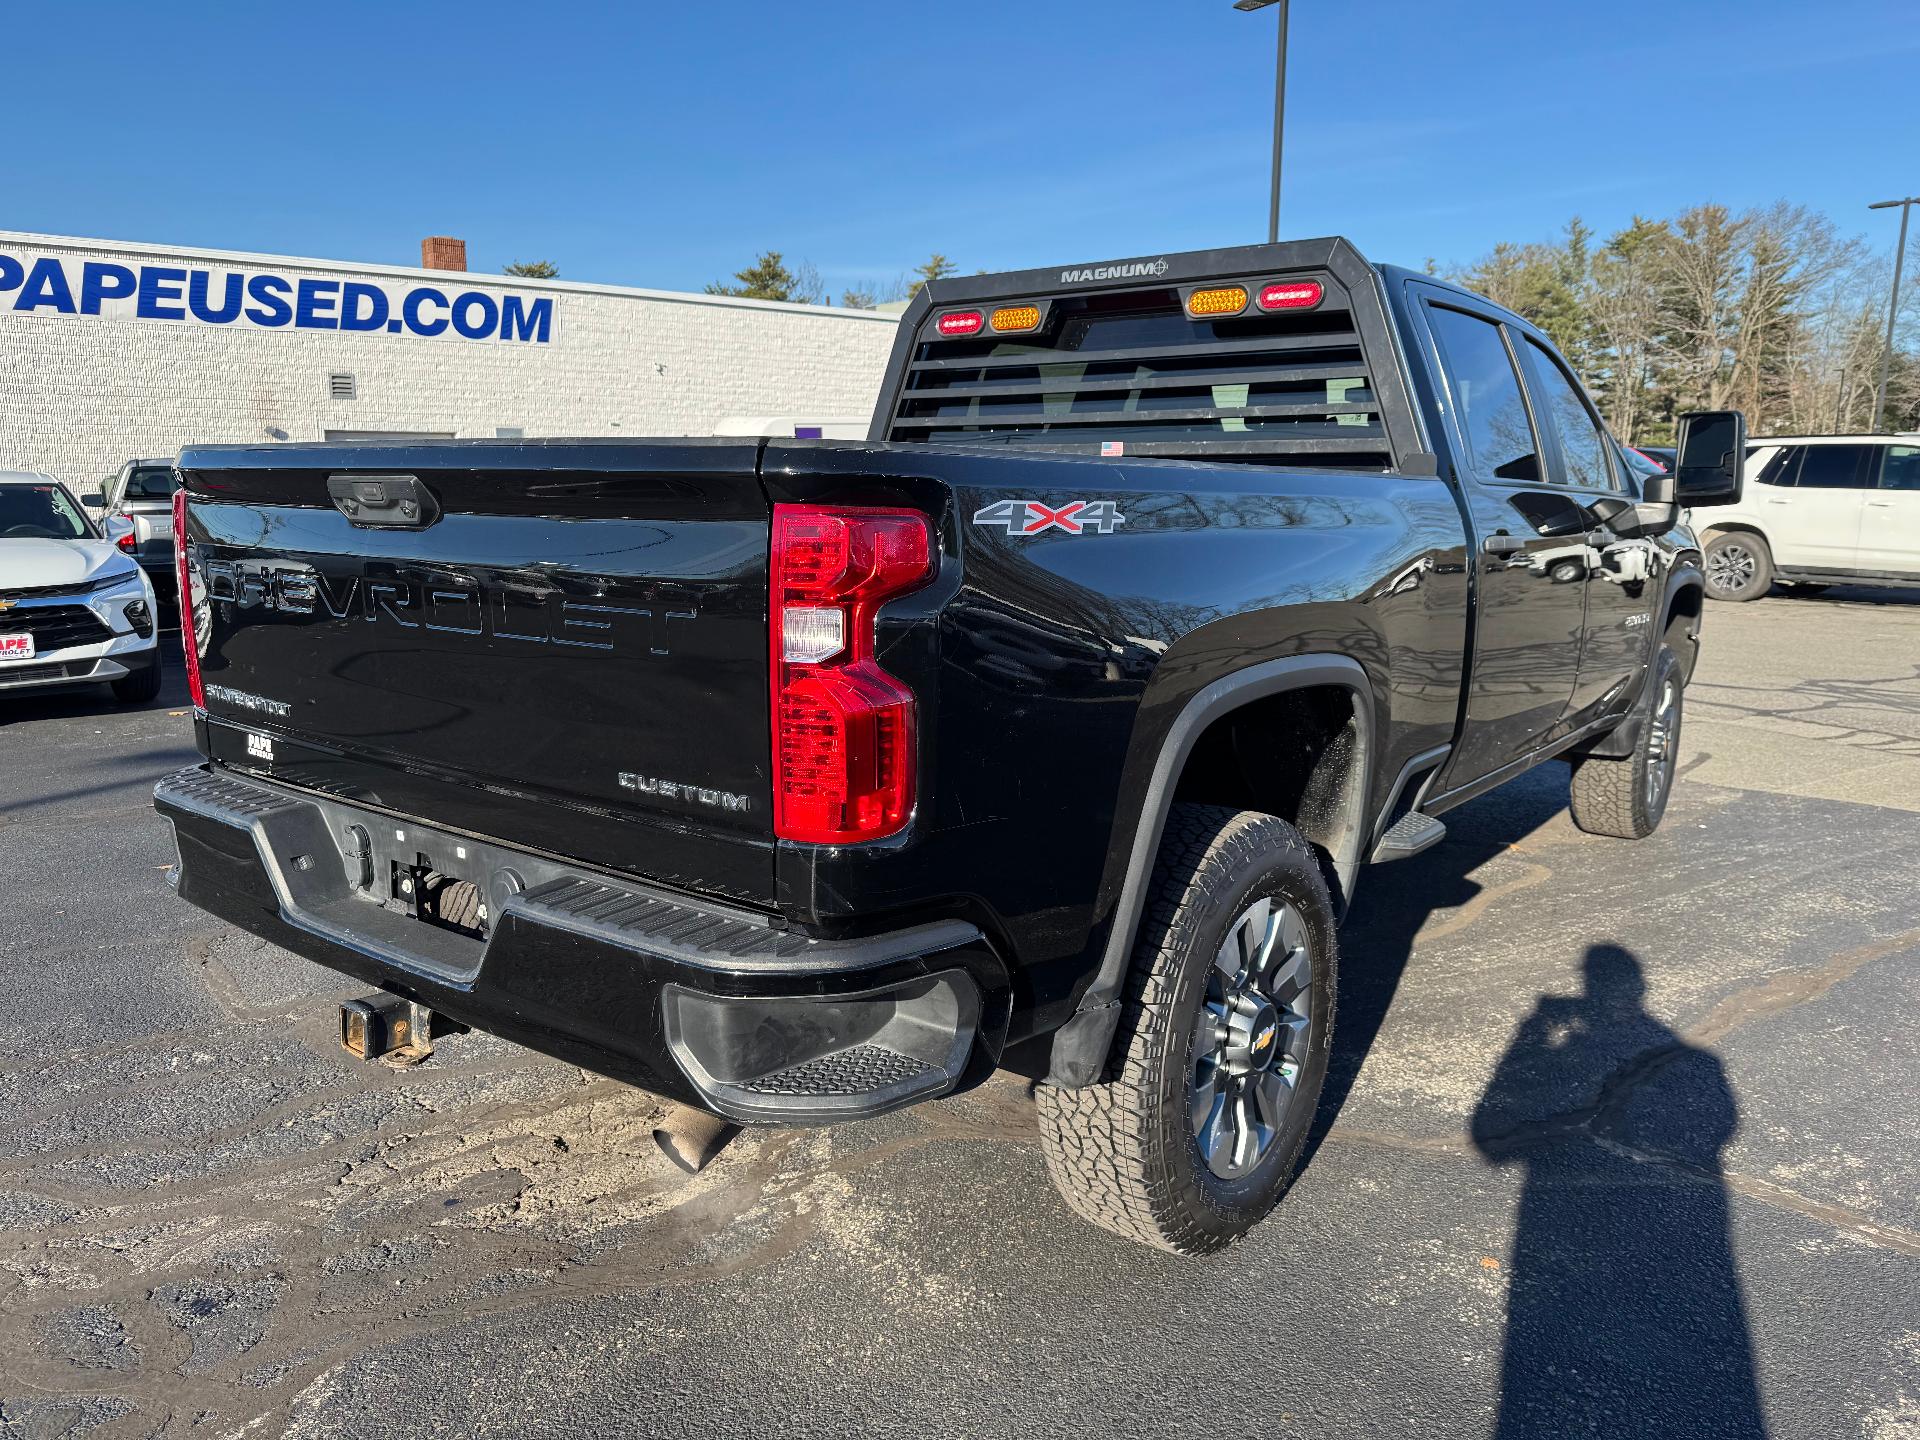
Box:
[1258, 280, 1324, 311]
[935, 310, 985, 337]
[990, 304, 1042, 334]
[1186, 286, 1249, 319]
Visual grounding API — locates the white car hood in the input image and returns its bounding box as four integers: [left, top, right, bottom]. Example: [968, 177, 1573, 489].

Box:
[0, 538, 140, 591]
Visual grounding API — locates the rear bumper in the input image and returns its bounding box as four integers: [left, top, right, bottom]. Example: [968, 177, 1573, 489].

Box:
[155, 764, 1011, 1124]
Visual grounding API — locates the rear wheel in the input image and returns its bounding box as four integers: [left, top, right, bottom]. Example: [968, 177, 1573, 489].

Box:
[1569, 644, 1681, 839]
[1036, 805, 1337, 1254]
[1703, 532, 1771, 601]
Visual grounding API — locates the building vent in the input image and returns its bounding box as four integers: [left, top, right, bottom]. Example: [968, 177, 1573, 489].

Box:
[327, 372, 357, 401]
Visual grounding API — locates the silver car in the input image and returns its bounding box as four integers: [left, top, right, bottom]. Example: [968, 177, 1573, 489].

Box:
[85, 457, 180, 598]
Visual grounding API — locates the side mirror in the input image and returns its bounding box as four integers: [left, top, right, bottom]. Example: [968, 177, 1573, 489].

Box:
[1670, 410, 1746, 507]
[79, 491, 106, 509]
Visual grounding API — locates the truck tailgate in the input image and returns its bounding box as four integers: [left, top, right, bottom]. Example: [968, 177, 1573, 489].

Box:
[178, 439, 776, 906]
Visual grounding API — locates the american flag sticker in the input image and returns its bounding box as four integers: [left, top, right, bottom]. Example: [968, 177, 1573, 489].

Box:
[1100, 441, 1125, 457]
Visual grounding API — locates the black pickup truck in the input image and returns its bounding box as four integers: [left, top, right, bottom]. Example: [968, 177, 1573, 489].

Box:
[155, 239, 1745, 1253]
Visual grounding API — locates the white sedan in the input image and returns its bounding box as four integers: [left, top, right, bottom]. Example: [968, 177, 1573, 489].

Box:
[0, 471, 163, 704]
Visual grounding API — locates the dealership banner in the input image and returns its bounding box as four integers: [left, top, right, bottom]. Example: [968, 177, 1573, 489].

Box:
[0, 250, 554, 344]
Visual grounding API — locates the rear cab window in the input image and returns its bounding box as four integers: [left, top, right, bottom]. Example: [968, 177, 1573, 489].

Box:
[124, 466, 180, 501]
[882, 266, 1394, 469]
[1424, 305, 1543, 484]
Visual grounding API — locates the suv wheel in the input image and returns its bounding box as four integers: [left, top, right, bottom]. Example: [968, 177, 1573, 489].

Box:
[1569, 644, 1682, 839]
[1036, 805, 1336, 1254]
[110, 649, 163, 705]
[1703, 532, 1771, 601]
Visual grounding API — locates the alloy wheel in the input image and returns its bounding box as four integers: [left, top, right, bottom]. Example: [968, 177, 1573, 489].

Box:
[1190, 896, 1313, 1179]
[1707, 543, 1756, 595]
[1646, 676, 1678, 809]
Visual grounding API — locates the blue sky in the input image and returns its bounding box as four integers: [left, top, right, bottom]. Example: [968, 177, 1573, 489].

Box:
[9, 0, 1917, 294]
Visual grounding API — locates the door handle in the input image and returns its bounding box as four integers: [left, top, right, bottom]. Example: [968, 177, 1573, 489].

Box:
[1482, 532, 1528, 556]
[1867, 500, 1893, 508]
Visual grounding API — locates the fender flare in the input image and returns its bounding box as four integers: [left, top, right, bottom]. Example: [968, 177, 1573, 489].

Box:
[1045, 654, 1374, 1087]
[1579, 564, 1704, 761]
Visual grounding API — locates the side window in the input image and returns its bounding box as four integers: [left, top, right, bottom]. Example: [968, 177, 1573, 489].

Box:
[1426, 305, 1542, 483]
[1796, 445, 1874, 489]
[1521, 340, 1616, 491]
[1754, 447, 1801, 487]
[1880, 445, 1920, 491]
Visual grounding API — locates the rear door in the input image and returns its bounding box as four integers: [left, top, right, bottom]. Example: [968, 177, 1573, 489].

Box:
[181, 439, 778, 906]
[1754, 443, 1874, 568]
[1858, 443, 1920, 576]
[1511, 336, 1653, 729]
[1416, 292, 1586, 786]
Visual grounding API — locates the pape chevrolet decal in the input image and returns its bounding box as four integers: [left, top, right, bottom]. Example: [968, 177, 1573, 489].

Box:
[972, 499, 1126, 536]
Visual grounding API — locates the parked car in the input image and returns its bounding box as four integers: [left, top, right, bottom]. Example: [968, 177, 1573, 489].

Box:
[153, 239, 1745, 1253]
[0, 471, 163, 703]
[83, 458, 181, 599]
[1636, 444, 1677, 471]
[1698, 434, 1920, 600]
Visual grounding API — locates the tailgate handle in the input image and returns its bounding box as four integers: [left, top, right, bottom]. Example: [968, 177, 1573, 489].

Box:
[327, 474, 440, 529]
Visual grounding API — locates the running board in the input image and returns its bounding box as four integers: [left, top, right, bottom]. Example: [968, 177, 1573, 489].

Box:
[1370, 812, 1447, 863]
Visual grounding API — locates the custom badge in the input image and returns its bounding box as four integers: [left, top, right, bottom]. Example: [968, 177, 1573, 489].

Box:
[972, 499, 1126, 536]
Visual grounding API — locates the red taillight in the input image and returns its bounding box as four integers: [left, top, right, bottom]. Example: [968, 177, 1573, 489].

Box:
[114, 524, 136, 553]
[935, 310, 984, 337]
[1257, 280, 1323, 311]
[770, 505, 932, 844]
[173, 486, 204, 709]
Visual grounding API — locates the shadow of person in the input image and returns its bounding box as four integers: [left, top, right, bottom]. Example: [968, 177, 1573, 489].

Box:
[1470, 945, 1765, 1438]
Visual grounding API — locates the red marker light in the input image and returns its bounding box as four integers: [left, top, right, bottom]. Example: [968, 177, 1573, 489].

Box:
[935, 310, 984, 337]
[1258, 280, 1324, 312]
[173, 486, 205, 710]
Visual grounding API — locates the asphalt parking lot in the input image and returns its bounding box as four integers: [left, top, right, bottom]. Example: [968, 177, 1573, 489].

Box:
[3, 590, 1918, 1440]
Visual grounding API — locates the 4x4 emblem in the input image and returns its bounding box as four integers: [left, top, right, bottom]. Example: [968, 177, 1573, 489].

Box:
[972, 500, 1126, 536]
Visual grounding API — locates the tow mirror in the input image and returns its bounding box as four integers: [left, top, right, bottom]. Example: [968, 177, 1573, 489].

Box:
[1669, 410, 1746, 507]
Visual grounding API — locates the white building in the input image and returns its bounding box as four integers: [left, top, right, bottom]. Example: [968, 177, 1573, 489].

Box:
[0, 231, 899, 489]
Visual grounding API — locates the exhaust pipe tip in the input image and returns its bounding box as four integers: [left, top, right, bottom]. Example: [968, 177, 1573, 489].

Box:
[652, 1105, 740, 1176]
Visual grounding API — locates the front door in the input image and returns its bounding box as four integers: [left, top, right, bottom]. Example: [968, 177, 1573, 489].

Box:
[1755, 443, 1875, 569]
[1417, 294, 1586, 789]
[1858, 443, 1920, 577]
[1510, 335, 1659, 729]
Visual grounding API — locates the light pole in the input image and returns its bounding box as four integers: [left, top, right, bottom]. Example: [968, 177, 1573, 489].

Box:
[1870, 195, 1918, 432]
[1234, 0, 1289, 244]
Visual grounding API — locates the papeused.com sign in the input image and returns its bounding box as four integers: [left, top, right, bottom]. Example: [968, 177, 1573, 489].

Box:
[0, 249, 554, 344]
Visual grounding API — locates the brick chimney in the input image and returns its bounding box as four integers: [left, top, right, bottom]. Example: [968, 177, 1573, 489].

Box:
[421, 236, 467, 272]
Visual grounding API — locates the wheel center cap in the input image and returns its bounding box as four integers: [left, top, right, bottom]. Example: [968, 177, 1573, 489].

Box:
[1225, 995, 1282, 1075]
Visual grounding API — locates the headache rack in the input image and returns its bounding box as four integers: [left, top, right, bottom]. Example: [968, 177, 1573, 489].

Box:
[872, 237, 1427, 472]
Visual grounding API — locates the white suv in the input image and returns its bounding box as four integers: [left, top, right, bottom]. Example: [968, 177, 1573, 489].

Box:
[0, 471, 164, 703]
[1701, 435, 1920, 600]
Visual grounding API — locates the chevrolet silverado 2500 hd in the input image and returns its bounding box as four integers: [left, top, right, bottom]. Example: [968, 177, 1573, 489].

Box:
[155, 239, 1747, 1253]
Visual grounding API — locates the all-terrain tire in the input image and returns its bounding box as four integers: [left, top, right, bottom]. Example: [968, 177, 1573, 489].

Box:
[1035, 805, 1338, 1254]
[110, 651, 163, 705]
[1569, 644, 1682, 839]
[1703, 531, 1772, 601]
